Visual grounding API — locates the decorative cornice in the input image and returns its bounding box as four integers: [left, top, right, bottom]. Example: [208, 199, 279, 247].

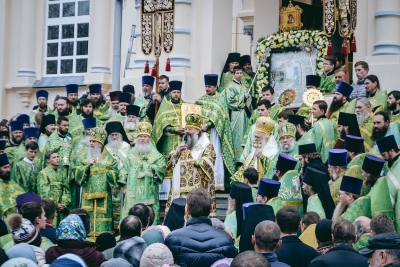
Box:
[373, 42, 400, 55]
[17, 69, 36, 78]
[5, 87, 34, 107]
[375, 10, 400, 18]
[91, 65, 111, 74]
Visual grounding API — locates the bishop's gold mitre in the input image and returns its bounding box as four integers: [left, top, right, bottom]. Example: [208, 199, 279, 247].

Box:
[255, 116, 275, 135]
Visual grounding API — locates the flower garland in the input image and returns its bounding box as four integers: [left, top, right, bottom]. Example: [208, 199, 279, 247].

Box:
[254, 29, 328, 91]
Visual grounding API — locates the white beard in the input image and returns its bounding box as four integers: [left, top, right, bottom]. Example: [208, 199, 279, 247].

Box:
[107, 135, 122, 150]
[187, 132, 200, 150]
[87, 146, 102, 164]
[281, 140, 295, 153]
[330, 172, 338, 181]
[135, 143, 151, 154]
[108, 106, 117, 117]
[84, 134, 91, 147]
[125, 117, 138, 131]
[357, 111, 370, 126]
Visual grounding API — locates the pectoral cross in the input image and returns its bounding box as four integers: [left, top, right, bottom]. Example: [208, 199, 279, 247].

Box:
[63, 156, 69, 164]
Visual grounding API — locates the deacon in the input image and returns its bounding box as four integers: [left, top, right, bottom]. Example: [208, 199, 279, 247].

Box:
[363, 155, 393, 219]
[109, 92, 131, 124]
[119, 122, 165, 225]
[226, 66, 253, 161]
[16, 114, 30, 129]
[166, 113, 217, 216]
[66, 84, 81, 114]
[328, 149, 349, 204]
[10, 141, 41, 192]
[38, 114, 56, 149]
[302, 167, 335, 220]
[297, 75, 321, 117]
[328, 81, 356, 126]
[124, 105, 141, 144]
[231, 116, 278, 182]
[70, 127, 118, 237]
[4, 121, 24, 163]
[37, 151, 71, 226]
[333, 175, 371, 223]
[257, 178, 282, 214]
[108, 91, 120, 118]
[0, 154, 25, 219]
[320, 55, 337, 93]
[29, 90, 50, 123]
[376, 135, 400, 230]
[134, 76, 155, 122]
[195, 74, 236, 189]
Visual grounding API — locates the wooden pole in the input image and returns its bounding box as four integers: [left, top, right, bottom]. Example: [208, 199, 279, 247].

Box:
[345, 37, 350, 84]
[155, 57, 160, 114]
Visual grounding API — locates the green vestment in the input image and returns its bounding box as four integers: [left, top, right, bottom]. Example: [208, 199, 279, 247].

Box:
[38, 134, 49, 150]
[0, 178, 24, 219]
[330, 175, 343, 205]
[37, 165, 71, 226]
[4, 140, 21, 164]
[53, 112, 84, 144]
[340, 196, 372, 223]
[372, 123, 400, 153]
[29, 105, 51, 125]
[226, 81, 253, 161]
[119, 146, 165, 225]
[307, 194, 326, 219]
[312, 118, 337, 163]
[268, 196, 283, 215]
[390, 113, 400, 125]
[220, 71, 252, 93]
[360, 115, 374, 153]
[10, 158, 41, 193]
[329, 99, 357, 128]
[296, 103, 311, 118]
[134, 97, 150, 122]
[368, 90, 388, 112]
[320, 73, 336, 93]
[151, 99, 183, 178]
[13, 142, 44, 167]
[195, 91, 237, 185]
[93, 103, 110, 122]
[367, 176, 394, 219]
[105, 141, 131, 230]
[266, 146, 300, 179]
[224, 212, 237, 238]
[108, 113, 125, 125]
[278, 170, 303, 216]
[353, 233, 371, 251]
[385, 157, 400, 231]
[71, 148, 118, 237]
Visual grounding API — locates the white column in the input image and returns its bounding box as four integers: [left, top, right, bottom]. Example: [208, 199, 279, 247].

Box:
[17, 0, 37, 77]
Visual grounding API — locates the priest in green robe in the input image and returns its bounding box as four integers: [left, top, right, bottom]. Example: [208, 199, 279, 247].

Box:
[362, 155, 393, 219]
[376, 135, 400, 230]
[88, 84, 109, 122]
[334, 175, 371, 223]
[328, 149, 349, 205]
[104, 121, 131, 230]
[53, 97, 84, 144]
[275, 153, 303, 215]
[231, 116, 278, 182]
[387, 91, 400, 124]
[220, 52, 252, 92]
[328, 82, 356, 127]
[38, 114, 56, 150]
[108, 93, 131, 124]
[319, 55, 336, 94]
[4, 121, 24, 164]
[357, 99, 375, 153]
[195, 74, 237, 189]
[134, 76, 155, 122]
[29, 90, 51, 124]
[365, 75, 388, 111]
[124, 105, 141, 145]
[70, 127, 118, 237]
[257, 178, 283, 215]
[302, 167, 335, 220]
[226, 66, 253, 162]
[119, 122, 166, 225]
[297, 75, 321, 118]
[37, 151, 71, 226]
[13, 127, 44, 166]
[66, 84, 81, 115]
[0, 154, 25, 219]
[16, 114, 30, 130]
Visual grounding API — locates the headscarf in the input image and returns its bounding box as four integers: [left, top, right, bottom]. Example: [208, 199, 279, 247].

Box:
[164, 198, 186, 232]
[49, 254, 86, 267]
[56, 214, 86, 241]
[303, 167, 335, 220]
[239, 204, 275, 252]
[1, 258, 38, 267]
[96, 233, 116, 252]
[141, 230, 164, 246]
[7, 244, 36, 263]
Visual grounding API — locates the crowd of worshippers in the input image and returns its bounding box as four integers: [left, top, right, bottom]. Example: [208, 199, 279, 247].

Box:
[0, 52, 399, 266]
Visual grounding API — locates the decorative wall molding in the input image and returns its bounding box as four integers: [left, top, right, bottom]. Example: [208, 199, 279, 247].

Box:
[5, 87, 34, 107]
[91, 65, 111, 73]
[373, 42, 400, 55]
[17, 69, 36, 78]
[375, 10, 400, 18]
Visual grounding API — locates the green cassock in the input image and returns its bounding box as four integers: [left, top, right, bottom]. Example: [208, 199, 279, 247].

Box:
[367, 176, 394, 219]
[329, 99, 357, 128]
[385, 157, 400, 231]
[195, 91, 237, 186]
[4, 141, 20, 164]
[134, 97, 150, 122]
[296, 103, 311, 118]
[360, 115, 375, 153]
[268, 197, 283, 215]
[151, 99, 183, 178]
[13, 142, 44, 167]
[37, 165, 71, 226]
[311, 118, 337, 163]
[307, 194, 326, 219]
[108, 113, 125, 125]
[340, 196, 372, 223]
[226, 80, 253, 161]
[119, 146, 166, 225]
[93, 103, 110, 123]
[10, 158, 42, 193]
[0, 178, 24, 219]
[368, 90, 388, 112]
[70, 147, 118, 237]
[219, 71, 253, 93]
[354, 233, 372, 252]
[278, 170, 303, 216]
[53, 112, 83, 144]
[320, 73, 336, 94]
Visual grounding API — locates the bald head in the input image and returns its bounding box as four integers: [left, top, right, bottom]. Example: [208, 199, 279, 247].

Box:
[253, 220, 281, 252]
[354, 216, 371, 241]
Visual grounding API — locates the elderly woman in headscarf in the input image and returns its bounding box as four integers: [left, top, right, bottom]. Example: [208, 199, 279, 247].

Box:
[45, 214, 106, 267]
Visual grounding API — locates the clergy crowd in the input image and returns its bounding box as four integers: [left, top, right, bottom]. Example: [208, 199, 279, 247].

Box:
[0, 52, 400, 267]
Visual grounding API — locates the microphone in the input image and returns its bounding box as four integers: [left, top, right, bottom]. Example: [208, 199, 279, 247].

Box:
[183, 134, 188, 144]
